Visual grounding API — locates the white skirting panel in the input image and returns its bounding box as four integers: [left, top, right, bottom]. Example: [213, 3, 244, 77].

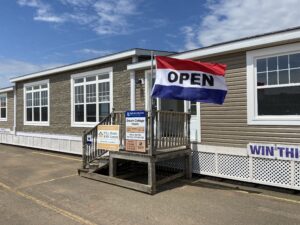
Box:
[0, 132, 82, 155]
[191, 143, 300, 190]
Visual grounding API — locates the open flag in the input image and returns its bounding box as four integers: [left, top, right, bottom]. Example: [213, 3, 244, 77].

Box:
[151, 56, 227, 105]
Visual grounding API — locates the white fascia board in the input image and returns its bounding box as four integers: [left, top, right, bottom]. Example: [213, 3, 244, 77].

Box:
[10, 50, 141, 83]
[136, 49, 175, 56]
[0, 87, 14, 93]
[127, 29, 300, 71]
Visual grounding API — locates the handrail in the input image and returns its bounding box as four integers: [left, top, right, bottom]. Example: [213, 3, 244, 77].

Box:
[82, 110, 191, 169]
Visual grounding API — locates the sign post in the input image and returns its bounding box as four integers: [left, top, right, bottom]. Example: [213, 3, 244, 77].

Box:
[125, 110, 147, 153]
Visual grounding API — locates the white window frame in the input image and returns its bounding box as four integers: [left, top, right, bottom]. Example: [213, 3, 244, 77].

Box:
[71, 67, 113, 127]
[247, 42, 300, 125]
[0, 93, 7, 121]
[23, 79, 50, 126]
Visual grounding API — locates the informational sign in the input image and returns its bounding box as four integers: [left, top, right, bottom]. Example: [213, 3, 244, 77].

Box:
[86, 134, 93, 145]
[97, 125, 120, 151]
[248, 143, 300, 161]
[125, 111, 146, 153]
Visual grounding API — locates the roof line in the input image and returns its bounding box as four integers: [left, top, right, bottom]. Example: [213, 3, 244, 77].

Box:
[0, 86, 14, 93]
[127, 26, 300, 70]
[10, 48, 176, 83]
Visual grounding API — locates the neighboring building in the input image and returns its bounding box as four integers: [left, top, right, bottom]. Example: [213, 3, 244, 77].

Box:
[0, 49, 174, 154]
[1, 28, 300, 190]
[127, 27, 300, 190]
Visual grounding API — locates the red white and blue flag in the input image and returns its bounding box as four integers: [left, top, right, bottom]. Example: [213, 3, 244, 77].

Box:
[151, 56, 227, 105]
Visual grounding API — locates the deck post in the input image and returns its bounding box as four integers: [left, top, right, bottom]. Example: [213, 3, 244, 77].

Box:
[185, 152, 192, 179]
[148, 160, 156, 194]
[82, 130, 87, 169]
[109, 157, 117, 177]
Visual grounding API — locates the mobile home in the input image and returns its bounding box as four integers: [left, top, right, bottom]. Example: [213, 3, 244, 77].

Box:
[2, 27, 300, 190]
[127, 27, 300, 190]
[1, 49, 174, 154]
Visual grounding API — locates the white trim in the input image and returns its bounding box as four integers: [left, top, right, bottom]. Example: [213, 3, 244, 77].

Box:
[15, 131, 81, 141]
[247, 42, 300, 125]
[0, 87, 13, 93]
[194, 143, 248, 156]
[13, 87, 16, 134]
[130, 72, 136, 110]
[196, 102, 201, 142]
[0, 93, 7, 121]
[130, 56, 138, 110]
[10, 49, 173, 83]
[127, 28, 300, 71]
[23, 79, 50, 126]
[71, 67, 113, 127]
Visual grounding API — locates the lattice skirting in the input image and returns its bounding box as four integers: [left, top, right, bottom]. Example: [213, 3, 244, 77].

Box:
[1, 133, 300, 190]
[192, 150, 300, 190]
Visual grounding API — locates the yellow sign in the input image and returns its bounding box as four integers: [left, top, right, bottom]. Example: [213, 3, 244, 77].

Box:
[97, 125, 120, 151]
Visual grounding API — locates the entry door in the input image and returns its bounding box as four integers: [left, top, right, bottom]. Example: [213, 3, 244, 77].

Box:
[145, 70, 200, 142]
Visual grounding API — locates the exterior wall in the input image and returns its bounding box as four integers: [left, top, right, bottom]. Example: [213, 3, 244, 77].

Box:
[198, 51, 300, 148]
[135, 70, 145, 110]
[0, 90, 14, 131]
[15, 58, 132, 136]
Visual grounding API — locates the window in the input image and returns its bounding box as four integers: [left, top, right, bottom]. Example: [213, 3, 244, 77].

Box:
[0, 94, 7, 121]
[72, 68, 112, 126]
[24, 80, 49, 126]
[247, 43, 300, 125]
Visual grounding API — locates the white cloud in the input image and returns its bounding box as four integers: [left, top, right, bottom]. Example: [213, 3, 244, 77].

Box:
[181, 26, 199, 50]
[182, 0, 300, 49]
[76, 48, 112, 56]
[17, 0, 65, 23]
[0, 59, 62, 88]
[18, 0, 140, 35]
[93, 0, 138, 34]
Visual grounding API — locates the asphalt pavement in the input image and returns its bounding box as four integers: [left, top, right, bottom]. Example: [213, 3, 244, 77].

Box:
[0, 144, 300, 225]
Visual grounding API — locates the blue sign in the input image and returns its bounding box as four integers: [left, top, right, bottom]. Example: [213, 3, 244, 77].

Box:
[125, 110, 146, 118]
[248, 143, 300, 161]
[86, 134, 93, 145]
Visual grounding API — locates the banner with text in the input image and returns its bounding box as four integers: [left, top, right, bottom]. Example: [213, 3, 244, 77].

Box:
[152, 56, 227, 105]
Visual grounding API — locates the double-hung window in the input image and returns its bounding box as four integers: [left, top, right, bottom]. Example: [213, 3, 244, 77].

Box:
[72, 68, 112, 127]
[0, 94, 7, 121]
[24, 80, 49, 126]
[247, 43, 300, 125]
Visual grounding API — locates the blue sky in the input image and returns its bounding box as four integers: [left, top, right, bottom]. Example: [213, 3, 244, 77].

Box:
[1, 0, 300, 88]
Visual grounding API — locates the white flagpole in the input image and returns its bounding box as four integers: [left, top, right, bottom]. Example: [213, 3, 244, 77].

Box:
[149, 51, 154, 156]
[150, 51, 154, 111]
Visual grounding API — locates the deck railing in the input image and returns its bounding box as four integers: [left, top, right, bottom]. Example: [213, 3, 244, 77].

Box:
[82, 110, 190, 169]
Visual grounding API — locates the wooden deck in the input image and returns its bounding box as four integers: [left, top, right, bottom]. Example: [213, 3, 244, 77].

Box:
[79, 110, 192, 194]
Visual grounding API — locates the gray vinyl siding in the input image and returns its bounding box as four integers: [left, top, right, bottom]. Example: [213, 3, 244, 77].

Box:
[199, 51, 300, 148]
[15, 58, 132, 136]
[0, 90, 14, 131]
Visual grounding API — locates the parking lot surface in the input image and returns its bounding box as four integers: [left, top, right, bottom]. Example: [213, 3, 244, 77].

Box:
[1, 144, 300, 225]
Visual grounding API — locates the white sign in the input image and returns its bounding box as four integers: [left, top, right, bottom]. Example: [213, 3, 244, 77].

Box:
[248, 143, 300, 161]
[125, 111, 146, 152]
[97, 125, 120, 151]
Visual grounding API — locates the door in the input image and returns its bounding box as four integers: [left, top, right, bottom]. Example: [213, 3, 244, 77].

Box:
[145, 70, 201, 142]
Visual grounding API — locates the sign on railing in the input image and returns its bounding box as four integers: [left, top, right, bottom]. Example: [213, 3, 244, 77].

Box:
[125, 110, 147, 153]
[97, 125, 120, 151]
